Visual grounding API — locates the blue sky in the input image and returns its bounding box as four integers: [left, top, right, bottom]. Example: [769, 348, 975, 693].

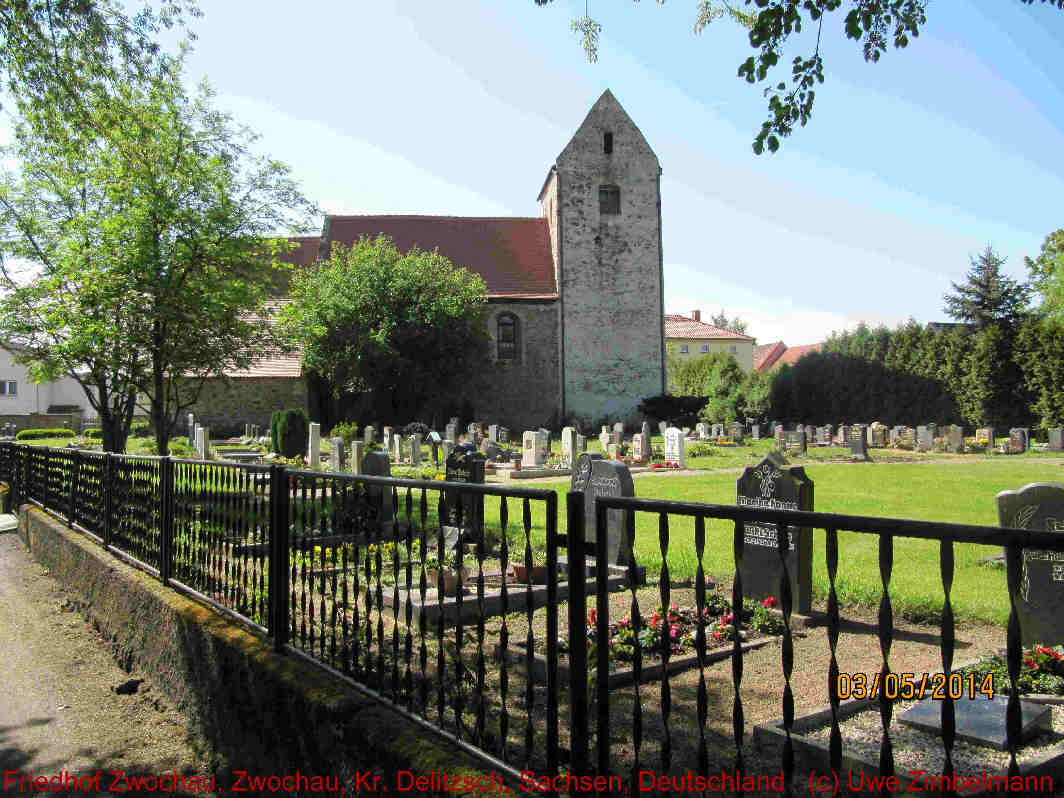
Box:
[169, 0, 1062, 345]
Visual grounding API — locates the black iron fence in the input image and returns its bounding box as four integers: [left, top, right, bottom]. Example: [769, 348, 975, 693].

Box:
[3, 441, 1061, 794]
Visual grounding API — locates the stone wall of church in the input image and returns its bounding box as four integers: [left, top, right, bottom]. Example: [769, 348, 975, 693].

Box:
[184, 377, 308, 436]
[457, 299, 561, 430]
[556, 92, 665, 426]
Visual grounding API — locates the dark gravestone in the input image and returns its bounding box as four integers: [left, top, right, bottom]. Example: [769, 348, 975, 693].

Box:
[916, 425, 933, 452]
[1049, 428, 1064, 451]
[444, 443, 486, 543]
[997, 482, 1064, 645]
[1009, 427, 1029, 454]
[948, 425, 964, 454]
[848, 426, 868, 461]
[571, 453, 635, 565]
[899, 695, 1049, 751]
[736, 457, 813, 614]
[479, 438, 501, 461]
[360, 452, 393, 534]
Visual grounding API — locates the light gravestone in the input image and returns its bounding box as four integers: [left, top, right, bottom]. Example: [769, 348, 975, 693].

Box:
[349, 441, 364, 474]
[609, 430, 622, 446]
[383, 427, 393, 456]
[195, 425, 209, 460]
[728, 422, 744, 443]
[561, 427, 577, 468]
[751, 424, 760, 440]
[1049, 428, 1063, 451]
[571, 453, 635, 565]
[444, 443, 486, 545]
[976, 427, 996, 453]
[428, 430, 441, 466]
[613, 422, 625, 436]
[575, 434, 587, 455]
[641, 422, 652, 442]
[664, 427, 686, 467]
[488, 424, 500, 442]
[997, 482, 1064, 645]
[442, 441, 455, 464]
[444, 422, 457, 443]
[409, 435, 422, 467]
[948, 426, 964, 454]
[392, 434, 403, 464]
[631, 432, 649, 464]
[329, 438, 343, 471]
[696, 422, 709, 440]
[736, 456, 814, 614]
[363, 426, 375, 446]
[307, 423, 321, 467]
[916, 426, 933, 452]
[780, 429, 806, 456]
[658, 421, 667, 435]
[522, 431, 546, 468]
[537, 429, 551, 458]
[599, 429, 610, 452]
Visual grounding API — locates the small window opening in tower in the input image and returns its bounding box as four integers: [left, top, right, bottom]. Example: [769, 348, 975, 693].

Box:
[599, 185, 620, 215]
[603, 131, 613, 154]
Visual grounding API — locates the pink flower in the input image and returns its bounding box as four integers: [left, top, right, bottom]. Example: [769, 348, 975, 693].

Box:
[670, 624, 681, 639]
[723, 612, 734, 624]
[762, 597, 777, 608]
[670, 603, 678, 613]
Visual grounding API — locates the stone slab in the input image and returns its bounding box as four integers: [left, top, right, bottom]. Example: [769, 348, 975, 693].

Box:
[0, 514, 18, 533]
[898, 695, 1050, 750]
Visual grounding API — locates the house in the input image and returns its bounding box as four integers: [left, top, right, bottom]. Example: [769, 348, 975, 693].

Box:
[753, 341, 823, 372]
[665, 311, 756, 372]
[190, 90, 666, 431]
[0, 343, 95, 431]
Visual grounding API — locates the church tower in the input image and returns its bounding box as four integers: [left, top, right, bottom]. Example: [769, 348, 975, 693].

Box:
[539, 90, 665, 424]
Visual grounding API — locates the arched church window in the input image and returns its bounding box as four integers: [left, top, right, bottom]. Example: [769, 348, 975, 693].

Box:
[497, 313, 519, 362]
[599, 185, 620, 215]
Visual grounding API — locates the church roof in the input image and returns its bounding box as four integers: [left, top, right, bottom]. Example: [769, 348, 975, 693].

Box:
[320, 215, 558, 299]
[754, 341, 787, 371]
[773, 343, 823, 369]
[664, 314, 754, 340]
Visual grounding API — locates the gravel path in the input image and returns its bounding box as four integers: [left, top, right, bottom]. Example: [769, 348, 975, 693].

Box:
[0, 532, 215, 797]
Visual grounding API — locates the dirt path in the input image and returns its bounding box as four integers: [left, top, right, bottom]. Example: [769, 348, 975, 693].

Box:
[0, 533, 215, 797]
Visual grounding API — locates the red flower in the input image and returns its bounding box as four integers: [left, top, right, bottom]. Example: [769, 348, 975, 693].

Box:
[588, 609, 597, 626]
[670, 603, 679, 613]
[762, 597, 777, 608]
[650, 612, 661, 628]
[712, 631, 722, 640]
[723, 612, 734, 624]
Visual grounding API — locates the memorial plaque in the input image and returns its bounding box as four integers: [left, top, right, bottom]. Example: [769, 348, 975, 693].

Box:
[664, 427, 686, 467]
[997, 482, 1064, 645]
[571, 453, 635, 564]
[1049, 428, 1063, 451]
[444, 443, 486, 542]
[522, 430, 545, 468]
[736, 457, 814, 613]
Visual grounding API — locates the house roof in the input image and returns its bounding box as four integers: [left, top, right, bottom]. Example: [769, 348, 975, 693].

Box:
[216, 300, 303, 379]
[754, 341, 787, 371]
[773, 343, 823, 369]
[664, 314, 754, 341]
[319, 215, 558, 298]
[281, 236, 321, 268]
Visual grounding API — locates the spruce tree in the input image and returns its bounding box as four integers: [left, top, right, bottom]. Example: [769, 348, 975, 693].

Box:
[943, 246, 1029, 329]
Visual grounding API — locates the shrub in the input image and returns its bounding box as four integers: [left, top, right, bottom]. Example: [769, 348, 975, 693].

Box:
[14, 428, 75, 441]
[273, 408, 309, 458]
[328, 421, 359, 448]
[401, 421, 430, 437]
[168, 439, 192, 457]
[130, 420, 152, 438]
[84, 428, 103, 440]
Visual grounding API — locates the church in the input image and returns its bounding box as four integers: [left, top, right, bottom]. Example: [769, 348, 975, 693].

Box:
[192, 90, 666, 432]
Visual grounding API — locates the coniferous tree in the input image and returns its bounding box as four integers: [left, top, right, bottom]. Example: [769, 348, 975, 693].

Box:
[943, 246, 1029, 329]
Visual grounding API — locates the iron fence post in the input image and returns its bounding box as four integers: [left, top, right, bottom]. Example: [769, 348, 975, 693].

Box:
[566, 491, 588, 778]
[270, 464, 290, 652]
[103, 452, 114, 548]
[545, 491, 559, 779]
[69, 449, 80, 528]
[159, 455, 174, 586]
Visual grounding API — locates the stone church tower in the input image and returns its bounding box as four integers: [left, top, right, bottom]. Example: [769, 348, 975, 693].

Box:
[539, 89, 666, 424]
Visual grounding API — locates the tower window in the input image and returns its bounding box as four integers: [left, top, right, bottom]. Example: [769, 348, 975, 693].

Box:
[497, 313, 519, 362]
[603, 132, 613, 154]
[599, 185, 620, 215]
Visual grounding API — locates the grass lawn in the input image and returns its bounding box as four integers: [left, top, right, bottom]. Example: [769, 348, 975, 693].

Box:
[510, 459, 1064, 628]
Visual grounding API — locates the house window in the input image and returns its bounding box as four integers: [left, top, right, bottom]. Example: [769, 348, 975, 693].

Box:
[0, 381, 12, 396]
[729, 345, 737, 354]
[700, 344, 709, 353]
[599, 185, 620, 215]
[679, 344, 688, 354]
[497, 313, 519, 362]
[603, 132, 613, 154]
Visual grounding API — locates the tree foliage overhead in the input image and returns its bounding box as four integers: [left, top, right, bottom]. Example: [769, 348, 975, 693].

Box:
[535, 0, 1064, 153]
[1025, 228, 1064, 319]
[279, 235, 491, 427]
[942, 245, 1029, 330]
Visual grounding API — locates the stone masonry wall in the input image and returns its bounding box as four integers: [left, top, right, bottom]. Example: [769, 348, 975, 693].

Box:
[556, 91, 665, 426]
[457, 298, 561, 430]
[185, 377, 307, 435]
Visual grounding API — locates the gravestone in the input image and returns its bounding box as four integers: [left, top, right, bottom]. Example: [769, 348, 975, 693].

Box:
[658, 421, 668, 435]
[468, 422, 482, 445]
[609, 430, 622, 446]
[575, 433, 586, 455]
[444, 422, 457, 443]
[916, 426, 933, 452]
[488, 424, 500, 442]
[571, 453, 635, 565]
[599, 429, 610, 452]
[392, 434, 403, 464]
[383, 426, 393, 456]
[329, 437, 343, 471]
[696, 422, 709, 440]
[976, 427, 995, 452]
[444, 443, 486, 544]
[187, 413, 195, 446]
[606, 443, 621, 459]
[728, 422, 744, 443]
[499, 427, 510, 444]
[410, 434, 422, 467]
[948, 425, 964, 454]
[631, 432, 649, 464]
[899, 695, 1049, 751]
[195, 425, 209, 460]
[308, 423, 321, 467]
[804, 425, 815, 444]
[816, 427, 831, 446]
[364, 426, 376, 446]
[780, 429, 806, 456]
[349, 441, 364, 474]
[997, 483, 1064, 645]
[537, 429, 551, 458]
[736, 456, 814, 613]
[899, 427, 916, 449]
[361, 451, 394, 535]
[613, 422, 625, 435]
[848, 425, 868, 461]
[751, 424, 760, 440]
[561, 427, 577, 468]
[1049, 428, 1064, 451]
[522, 430, 546, 468]
[664, 427, 686, 467]
[1009, 428, 1029, 454]
[442, 441, 454, 464]
[641, 421, 651, 441]
[479, 438, 500, 461]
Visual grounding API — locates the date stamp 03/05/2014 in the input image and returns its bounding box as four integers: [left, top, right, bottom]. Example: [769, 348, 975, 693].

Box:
[835, 671, 996, 702]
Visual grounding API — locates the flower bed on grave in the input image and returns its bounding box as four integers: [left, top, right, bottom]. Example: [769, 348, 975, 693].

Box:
[959, 645, 1064, 697]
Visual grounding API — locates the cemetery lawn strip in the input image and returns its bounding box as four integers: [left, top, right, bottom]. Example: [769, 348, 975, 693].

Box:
[491, 460, 1062, 628]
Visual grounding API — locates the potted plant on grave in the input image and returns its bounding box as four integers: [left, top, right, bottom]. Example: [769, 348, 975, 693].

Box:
[423, 549, 469, 596]
[512, 550, 551, 584]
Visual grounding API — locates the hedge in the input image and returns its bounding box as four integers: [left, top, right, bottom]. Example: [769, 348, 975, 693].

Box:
[14, 428, 76, 441]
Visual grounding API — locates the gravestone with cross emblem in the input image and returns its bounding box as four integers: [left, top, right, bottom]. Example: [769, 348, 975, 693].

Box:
[997, 482, 1064, 645]
[571, 452, 635, 565]
[736, 456, 814, 613]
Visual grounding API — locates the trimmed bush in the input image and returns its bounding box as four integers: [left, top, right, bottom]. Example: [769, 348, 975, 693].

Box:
[84, 428, 104, 440]
[273, 408, 309, 458]
[14, 428, 76, 441]
[328, 421, 359, 448]
[130, 420, 152, 438]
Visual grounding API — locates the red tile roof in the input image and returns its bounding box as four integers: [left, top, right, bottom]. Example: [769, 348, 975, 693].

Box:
[320, 215, 557, 298]
[773, 343, 823, 369]
[754, 341, 787, 371]
[280, 236, 320, 267]
[664, 314, 754, 340]
[218, 300, 303, 379]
